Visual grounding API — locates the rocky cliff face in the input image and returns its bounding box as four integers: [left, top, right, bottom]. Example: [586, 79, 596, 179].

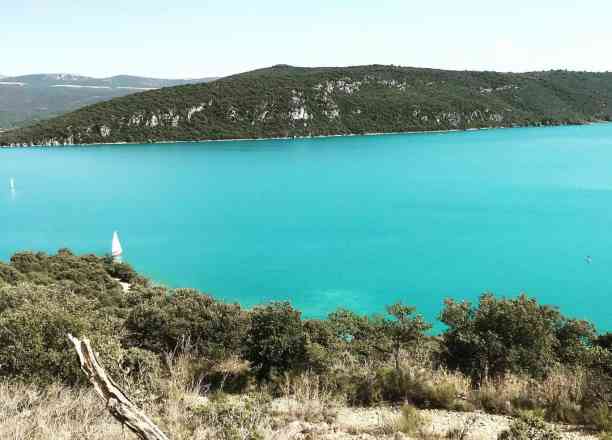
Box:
[2, 65, 610, 147]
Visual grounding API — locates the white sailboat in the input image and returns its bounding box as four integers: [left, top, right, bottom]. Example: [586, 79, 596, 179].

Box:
[111, 231, 123, 262]
[9, 178, 15, 191]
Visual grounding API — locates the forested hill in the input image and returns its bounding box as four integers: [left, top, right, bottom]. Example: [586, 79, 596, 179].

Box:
[2, 65, 612, 147]
[0, 74, 216, 129]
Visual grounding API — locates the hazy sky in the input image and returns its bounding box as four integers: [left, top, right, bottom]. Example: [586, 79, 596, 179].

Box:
[2, 0, 612, 78]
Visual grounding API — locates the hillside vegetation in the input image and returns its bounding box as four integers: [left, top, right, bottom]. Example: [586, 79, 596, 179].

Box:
[0, 73, 216, 129]
[0, 250, 611, 439]
[2, 65, 612, 147]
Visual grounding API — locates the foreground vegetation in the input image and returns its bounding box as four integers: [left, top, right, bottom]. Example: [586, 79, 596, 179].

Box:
[0, 250, 610, 439]
[2, 65, 612, 146]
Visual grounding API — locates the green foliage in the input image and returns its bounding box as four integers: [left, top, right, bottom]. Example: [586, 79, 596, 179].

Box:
[126, 288, 248, 359]
[326, 365, 460, 409]
[544, 400, 582, 426]
[191, 393, 270, 440]
[0, 247, 609, 437]
[102, 255, 147, 285]
[8, 249, 127, 308]
[0, 262, 27, 284]
[384, 302, 432, 370]
[0, 74, 215, 129]
[377, 367, 458, 408]
[245, 302, 308, 379]
[324, 303, 431, 368]
[4, 65, 612, 147]
[583, 404, 612, 432]
[440, 293, 594, 380]
[497, 413, 562, 440]
[0, 283, 119, 383]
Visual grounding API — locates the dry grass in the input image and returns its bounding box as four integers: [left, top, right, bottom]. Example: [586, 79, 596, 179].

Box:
[274, 371, 338, 423]
[375, 404, 441, 439]
[0, 352, 598, 440]
[0, 376, 267, 440]
[470, 367, 587, 415]
[0, 381, 123, 440]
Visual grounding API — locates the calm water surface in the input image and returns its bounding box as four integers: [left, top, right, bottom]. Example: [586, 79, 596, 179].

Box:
[1, 125, 611, 330]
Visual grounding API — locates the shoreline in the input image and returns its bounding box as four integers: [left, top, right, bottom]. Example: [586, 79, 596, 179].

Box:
[1, 120, 610, 149]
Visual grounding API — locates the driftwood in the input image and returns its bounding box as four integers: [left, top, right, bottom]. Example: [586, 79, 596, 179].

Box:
[68, 334, 170, 440]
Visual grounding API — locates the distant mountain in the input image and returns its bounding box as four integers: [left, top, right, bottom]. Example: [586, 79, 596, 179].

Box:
[2, 64, 612, 147]
[0, 74, 217, 128]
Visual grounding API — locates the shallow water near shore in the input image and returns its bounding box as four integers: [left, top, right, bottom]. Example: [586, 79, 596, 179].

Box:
[1, 124, 612, 330]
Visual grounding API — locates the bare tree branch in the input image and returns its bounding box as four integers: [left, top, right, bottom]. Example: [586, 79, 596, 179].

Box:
[68, 334, 170, 440]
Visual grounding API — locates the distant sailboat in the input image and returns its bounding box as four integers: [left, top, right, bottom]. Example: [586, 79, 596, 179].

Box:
[9, 178, 15, 191]
[111, 231, 123, 262]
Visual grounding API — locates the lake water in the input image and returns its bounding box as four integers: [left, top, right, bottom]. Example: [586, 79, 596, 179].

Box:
[1, 125, 611, 331]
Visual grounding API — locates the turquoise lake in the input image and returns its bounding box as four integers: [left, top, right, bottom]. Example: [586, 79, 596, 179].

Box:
[1, 124, 612, 331]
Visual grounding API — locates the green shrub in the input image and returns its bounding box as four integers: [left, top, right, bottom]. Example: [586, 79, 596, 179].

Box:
[102, 256, 141, 282]
[440, 293, 594, 380]
[497, 413, 562, 440]
[126, 288, 248, 359]
[0, 262, 26, 284]
[0, 282, 135, 384]
[472, 387, 512, 415]
[325, 304, 431, 368]
[544, 400, 582, 425]
[191, 393, 271, 440]
[0, 284, 89, 383]
[245, 302, 308, 379]
[377, 367, 458, 409]
[584, 404, 612, 432]
[330, 367, 383, 406]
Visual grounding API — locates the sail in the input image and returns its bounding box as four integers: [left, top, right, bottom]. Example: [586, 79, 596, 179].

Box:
[111, 231, 123, 258]
[9, 178, 15, 190]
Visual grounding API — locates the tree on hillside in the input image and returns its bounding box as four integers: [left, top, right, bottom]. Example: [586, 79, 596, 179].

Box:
[383, 302, 432, 371]
[439, 293, 596, 381]
[245, 302, 308, 379]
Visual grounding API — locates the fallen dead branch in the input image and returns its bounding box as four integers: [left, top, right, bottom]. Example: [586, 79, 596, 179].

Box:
[67, 334, 170, 440]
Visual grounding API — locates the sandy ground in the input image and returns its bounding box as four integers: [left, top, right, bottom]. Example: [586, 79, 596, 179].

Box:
[268, 399, 600, 440]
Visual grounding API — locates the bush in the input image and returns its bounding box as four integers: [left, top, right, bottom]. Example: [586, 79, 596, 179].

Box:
[0, 282, 138, 384]
[330, 367, 383, 406]
[102, 256, 143, 283]
[0, 250, 166, 385]
[544, 400, 582, 425]
[378, 404, 430, 437]
[584, 403, 612, 432]
[440, 293, 594, 380]
[382, 367, 459, 409]
[325, 304, 431, 368]
[497, 413, 562, 440]
[126, 288, 248, 359]
[0, 284, 90, 383]
[245, 302, 308, 379]
[191, 393, 271, 440]
[0, 262, 27, 284]
[8, 250, 126, 307]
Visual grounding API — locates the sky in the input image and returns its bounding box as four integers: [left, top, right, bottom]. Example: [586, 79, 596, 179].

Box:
[2, 0, 612, 79]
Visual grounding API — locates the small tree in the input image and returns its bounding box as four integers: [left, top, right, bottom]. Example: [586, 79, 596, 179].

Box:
[440, 293, 596, 380]
[383, 302, 431, 371]
[245, 302, 307, 379]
